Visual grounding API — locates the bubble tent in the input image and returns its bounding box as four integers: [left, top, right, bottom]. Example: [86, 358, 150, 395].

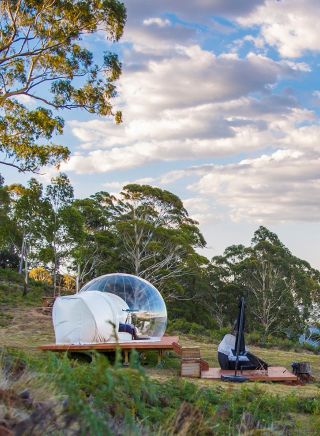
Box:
[80, 273, 167, 338]
[52, 274, 167, 344]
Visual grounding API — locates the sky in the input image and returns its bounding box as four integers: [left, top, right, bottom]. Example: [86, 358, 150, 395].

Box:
[4, 0, 320, 268]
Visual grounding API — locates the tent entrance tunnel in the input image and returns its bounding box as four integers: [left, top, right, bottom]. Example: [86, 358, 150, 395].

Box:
[39, 275, 298, 382]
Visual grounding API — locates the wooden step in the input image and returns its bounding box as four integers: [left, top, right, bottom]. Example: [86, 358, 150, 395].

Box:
[181, 359, 201, 378]
[200, 358, 209, 371]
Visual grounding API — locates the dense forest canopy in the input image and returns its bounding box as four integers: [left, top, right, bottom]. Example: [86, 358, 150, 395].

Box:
[0, 173, 319, 337]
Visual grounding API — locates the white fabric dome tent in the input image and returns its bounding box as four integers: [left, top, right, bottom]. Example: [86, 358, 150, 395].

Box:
[53, 290, 130, 344]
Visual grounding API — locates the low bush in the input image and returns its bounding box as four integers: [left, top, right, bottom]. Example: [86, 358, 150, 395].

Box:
[167, 319, 229, 343]
[246, 332, 320, 354]
[167, 318, 200, 335]
[246, 332, 299, 349]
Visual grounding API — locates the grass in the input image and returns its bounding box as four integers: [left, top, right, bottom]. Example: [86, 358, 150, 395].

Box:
[0, 267, 54, 349]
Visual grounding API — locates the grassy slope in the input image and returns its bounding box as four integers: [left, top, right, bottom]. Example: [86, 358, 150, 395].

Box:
[0, 269, 319, 434]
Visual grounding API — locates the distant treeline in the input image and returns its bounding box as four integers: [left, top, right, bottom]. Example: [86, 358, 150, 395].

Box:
[0, 173, 319, 337]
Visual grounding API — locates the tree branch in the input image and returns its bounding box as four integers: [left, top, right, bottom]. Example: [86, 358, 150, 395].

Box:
[0, 160, 40, 173]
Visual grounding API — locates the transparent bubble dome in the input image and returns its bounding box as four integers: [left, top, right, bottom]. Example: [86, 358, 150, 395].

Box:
[80, 273, 167, 338]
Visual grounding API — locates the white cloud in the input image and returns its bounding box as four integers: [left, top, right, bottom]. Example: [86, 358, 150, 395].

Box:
[36, 166, 60, 184]
[121, 48, 297, 112]
[238, 0, 320, 58]
[64, 44, 305, 174]
[15, 94, 35, 105]
[187, 145, 320, 222]
[63, 125, 284, 174]
[143, 17, 170, 27]
[102, 177, 156, 192]
[183, 197, 223, 225]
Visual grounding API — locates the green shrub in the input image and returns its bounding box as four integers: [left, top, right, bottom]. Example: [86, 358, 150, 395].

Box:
[210, 327, 230, 342]
[245, 331, 320, 353]
[167, 318, 205, 336]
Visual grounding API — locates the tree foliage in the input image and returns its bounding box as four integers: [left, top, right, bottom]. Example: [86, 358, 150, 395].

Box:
[42, 173, 83, 294]
[209, 226, 320, 336]
[73, 184, 207, 299]
[111, 184, 206, 295]
[0, 0, 126, 172]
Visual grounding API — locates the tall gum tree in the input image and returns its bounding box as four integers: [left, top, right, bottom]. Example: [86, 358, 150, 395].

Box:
[11, 178, 48, 294]
[43, 173, 83, 295]
[110, 184, 207, 298]
[210, 227, 320, 337]
[0, 175, 20, 267]
[0, 0, 126, 172]
[72, 195, 118, 291]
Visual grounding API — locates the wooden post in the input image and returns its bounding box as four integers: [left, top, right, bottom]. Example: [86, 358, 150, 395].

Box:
[123, 350, 129, 366]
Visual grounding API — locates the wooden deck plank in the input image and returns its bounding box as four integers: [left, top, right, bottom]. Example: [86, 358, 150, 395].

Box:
[201, 366, 297, 382]
[38, 336, 179, 352]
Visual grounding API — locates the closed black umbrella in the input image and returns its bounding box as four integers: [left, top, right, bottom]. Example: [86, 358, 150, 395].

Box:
[221, 296, 248, 382]
[234, 296, 246, 375]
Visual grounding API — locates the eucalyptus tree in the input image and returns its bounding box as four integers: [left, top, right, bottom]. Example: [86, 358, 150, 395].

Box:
[210, 227, 320, 337]
[246, 227, 319, 336]
[209, 245, 249, 328]
[72, 194, 118, 290]
[9, 178, 48, 294]
[110, 184, 206, 298]
[42, 173, 83, 295]
[0, 0, 126, 172]
[0, 175, 11, 246]
[0, 175, 20, 268]
[72, 185, 207, 299]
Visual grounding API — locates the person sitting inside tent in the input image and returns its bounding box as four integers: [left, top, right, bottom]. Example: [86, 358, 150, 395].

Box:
[119, 322, 138, 340]
[217, 298, 268, 371]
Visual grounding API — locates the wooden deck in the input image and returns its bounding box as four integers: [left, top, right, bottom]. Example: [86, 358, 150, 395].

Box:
[39, 336, 180, 366]
[38, 335, 179, 352]
[201, 366, 297, 382]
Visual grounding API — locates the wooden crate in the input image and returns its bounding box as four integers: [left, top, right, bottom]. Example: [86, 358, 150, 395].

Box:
[181, 358, 201, 378]
[181, 347, 200, 359]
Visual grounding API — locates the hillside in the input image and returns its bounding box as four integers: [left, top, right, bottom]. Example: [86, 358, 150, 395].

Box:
[0, 269, 319, 435]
